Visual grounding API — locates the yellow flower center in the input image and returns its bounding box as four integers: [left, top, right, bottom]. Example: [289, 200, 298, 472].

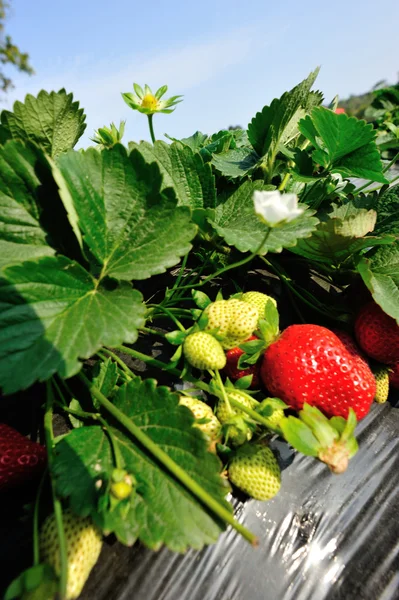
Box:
[141, 94, 158, 111]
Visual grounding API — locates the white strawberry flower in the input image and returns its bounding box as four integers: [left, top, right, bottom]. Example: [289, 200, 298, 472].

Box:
[253, 190, 304, 227]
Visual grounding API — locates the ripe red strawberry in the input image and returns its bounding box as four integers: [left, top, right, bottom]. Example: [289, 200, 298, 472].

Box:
[333, 330, 365, 357]
[224, 336, 261, 388]
[261, 324, 376, 419]
[388, 362, 399, 390]
[355, 302, 399, 364]
[0, 423, 47, 491]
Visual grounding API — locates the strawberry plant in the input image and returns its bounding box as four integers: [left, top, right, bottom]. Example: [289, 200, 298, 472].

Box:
[1, 69, 398, 599]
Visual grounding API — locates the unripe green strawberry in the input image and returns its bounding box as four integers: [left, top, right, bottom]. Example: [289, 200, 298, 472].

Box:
[111, 480, 133, 500]
[216, 391, 258, 447]
[183, 332, 226, 371]
[373, 366, 390, 404]
[256, 398, 286, 430]
[205, 299, 258, 349]
[228, 445, 281, 501]
[226, 300, 259, 344]
[179, 395, 222, 443]
[241, 291, 277, 319]
[264, 408, 285, 428]
[216, 390, 258, 423]
[40, 510, 102, 600]
[205, 300, 232, 338]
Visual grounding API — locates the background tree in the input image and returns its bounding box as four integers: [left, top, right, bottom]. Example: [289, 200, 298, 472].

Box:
[0, 0, 33, 93]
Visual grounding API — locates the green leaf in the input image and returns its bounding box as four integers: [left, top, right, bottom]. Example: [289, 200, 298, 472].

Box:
[166, 131, 209, 152]
[57, 145, 197, 280]
[357, 243, 399, 324]
[264, 298, 279, 332]
[233, 374, 253, 389]
[201, 131, 233, 158]
[238, 339, 265, 354]
[129, 140, 216, 209]
[0, 89, 86, 158]
[191, 289, 212, 309]
[299, 404, 338, 448]
[280, 416, 321, 456]
[53, 379, 230, 551]
[210, 180, 318, 254]
[68, 398, 85, 429]
[311, 108, 376, 161]
[247, 68, 320, 158]
[0, 140, 83, 268]
[0, 255, 146, 394]
[326, 203, 377, 238]
[290, 201, 384, 263]
[92, 357, 119, 399]
[299, 108, 388, 184]
[4, 564, 58, 600]
[211, 147, 260, 179]
[237, 350, 261, 367]
[374, 184, 399, 235]
[165, 330, 187, 345]
[0, 240, 54, 269]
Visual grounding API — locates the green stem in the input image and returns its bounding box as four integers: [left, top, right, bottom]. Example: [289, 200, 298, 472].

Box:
[383, 151, 399, 173]
[227, 393, 280, 433]
[147, 114, 156, 143]
[33, 470, 47, 566]
[212, 369, 233, 414]
[260, 257, 341, 321]
[166, 252, 190, 301]
[278, 172, 291, 191]
[79, 374, 258, 546]
[147, 305, 194, 313]
[361, 176, 399, 194]
[99, 348, 135, 379]
[353, 170, 399, 195]
[208, 375, 280, 432]
[140, 326, 166, 338]
[61, 405, 98, 420]
[149, 305, 186, 331]
[188, 378, 285, 435]
[176, 228, 272, 292]
[114, 345, 182, 376]
[45, 381, 68, 599]
[52, 378, 68, 407]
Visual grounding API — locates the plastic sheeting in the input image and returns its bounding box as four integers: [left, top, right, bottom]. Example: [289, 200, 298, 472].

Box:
[80, 395, 399, 600]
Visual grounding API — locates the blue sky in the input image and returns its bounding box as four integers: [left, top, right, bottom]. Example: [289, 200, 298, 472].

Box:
[3, 0, 399, 146]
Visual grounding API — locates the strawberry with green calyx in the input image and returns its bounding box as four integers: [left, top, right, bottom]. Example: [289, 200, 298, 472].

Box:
[183, 331, 226, 371]
[204, 299, 259, 349]
[228, 444, 281, 501]
[255, 398, 287, 430]
[388, 362, 399, 390]
[355, 302, 399, 364]
[179, 395, 222, 449]
[224, 298, 280, 384]
[0, 423, 47, 491]
[224, 336, 262, 388]
[110, 468, 136, 501]
[372, 366, 390, 403]
[256, 296, 280, 345]
[279, 404, 358, 474]
[240, 291, 277, 320]
[40, 509, 102, 600]
[215, 390, 259, 447]
[261, 324, 376, 420]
